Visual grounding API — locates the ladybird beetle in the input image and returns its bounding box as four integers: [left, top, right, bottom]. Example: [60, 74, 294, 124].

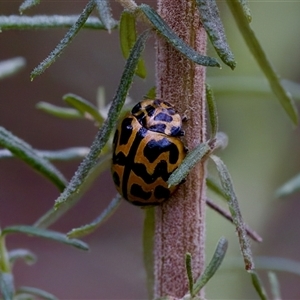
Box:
[111, 99, 187, 206]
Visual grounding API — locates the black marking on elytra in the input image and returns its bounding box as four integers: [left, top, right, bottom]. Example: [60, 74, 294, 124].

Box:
[119, 117, 133, 145]
[112, 151, 127, 166]
[170, 126, 184, 137]
[131, 102, 141, 114]
[130, 183, 152, 200]
[154, 99, 162, 106]
[112, 172, 120, 187]
[167, 107, 176, 115]
[132, 160, 170, 184]
[154, 112, 173, 123]
[145, 105, 155, 117]
[143, 138, 179, 164]
[154, 185, 171, 199]
[119, 126, 148, 200]
[149, 124, 167, 134]
[134, 111, 146, 126]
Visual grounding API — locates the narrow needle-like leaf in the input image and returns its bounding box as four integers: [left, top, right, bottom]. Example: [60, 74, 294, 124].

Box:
[185, 253, 195, 298]
[226, 0, 298, 124]
[168, 142, 211, 187]
[193, 237, 228, 294]
[2, 226, 89, 251]
[19, 0, 40, 14]
[206, 84, 219, 139]
[268, 272, 282, 300]
[54, 30, 150, 210]
[250, 270, 268, 300]
[0, 147, 90, 161]
[0, 272, 15, 300]
[31, 1, 96, 80]
[94, 0, 117, 33]
[8, 249, 37, 266]
[239, 0, 252, 22]
[210, 155, 254, 270]
[67, 194, 122, 238]
[139, 4, 220, 68]
[36, 102, 83, 119]
[0, 126, 67, 191]
[196, 0, 236, 69]
[120, 11, 147, 78]
[0, 15, 108, 30]
[0, 57, 26, 80]
[16, 286, 58, 300]
[63, 93, 104, 124]
[275, 173, 300, 198]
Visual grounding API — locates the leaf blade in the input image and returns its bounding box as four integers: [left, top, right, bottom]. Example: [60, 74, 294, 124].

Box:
[63, 93, 104, 124]
[36, 102, 83, 119]
[139, 4, 220, 68]
[226, 0, 298, 124]
[210, 155, 254, 271]
[192, 237, 228, 294]
[119, 11, 147, 78]
[31, 1, 96, 80]
[0, 126, 67, 191]
[2, 226, 89, 251]
[196, 0, 236, 69]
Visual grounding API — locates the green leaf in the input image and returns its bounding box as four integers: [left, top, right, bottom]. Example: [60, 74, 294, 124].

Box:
[196, 0, 236, 69]
[0, 126, 67, 191]
[8, 249, 37, 266]
[94, 0, 117, 33]
[36, 102, 83, 119]
[2, 226, 89, 251]
[239, 0, 252, 22]
[63, 93, 104, 124]
[0, 272, 15, 300]
[185, 253, 194, 298]
[144, 86, 156, 100]
[268, 272, 282, 300]
[0, 15, 108, 30]
[54, 30, 150, 210]
[16, 286, 58, 300]
[250, 270, 268, 300]
[206, 84, 218, 139]
[193, 237, 228, 294]
[210, 155, 254, 271]
[67, 194, 122, 238]
[139, 4, 220, 68]
[0, 57, 26, 80]
[120, 11, 147, 78]
[19, 0, 40, 14]
[143, 207, 155, 300]
[275, 173, 300, 198]
[226, 0, 298, 124]
[255, 256, 300, 276]
[168, 142, 211, 187]
[0, 147, 90, 161]
[31, 1, 96, 80]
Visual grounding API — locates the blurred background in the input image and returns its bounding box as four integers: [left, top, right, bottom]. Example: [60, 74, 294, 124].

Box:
[1, 1, 300, 299]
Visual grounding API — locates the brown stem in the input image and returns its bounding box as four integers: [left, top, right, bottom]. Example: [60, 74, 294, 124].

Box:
[154, 0, 207, 298]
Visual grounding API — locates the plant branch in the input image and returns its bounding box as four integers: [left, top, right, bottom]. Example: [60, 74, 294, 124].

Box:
[154, 0, 207, 298]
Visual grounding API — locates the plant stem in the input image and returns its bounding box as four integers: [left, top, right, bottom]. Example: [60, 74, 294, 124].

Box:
[154, 0, 207, 298]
